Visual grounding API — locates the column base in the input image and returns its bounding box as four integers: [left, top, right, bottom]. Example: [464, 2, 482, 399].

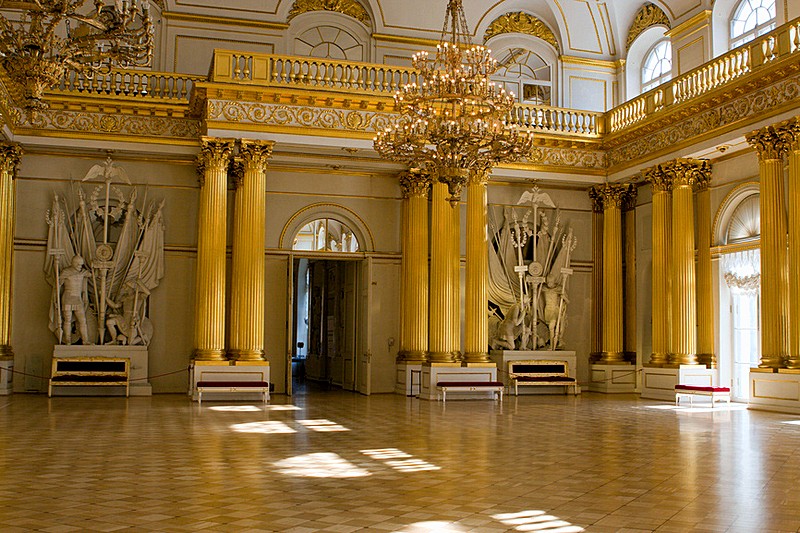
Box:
[748, 369, 800, 414]
[427, 351, 461, 364]
[786, 358, 800, 370]
[193, 349, 227, 361]
[590, 363, 637, 393]
[229, 350, 266, 362]
[395, 362, 423, 395]
[396, 350, 428, 364]
[696, 353, 717, 368]
[597, 351, 628, 364]
[758, 355, 785, 369]
[462, 351, 491, 364]
[669, 353, 698, 366]
[647, 352, 669, 366]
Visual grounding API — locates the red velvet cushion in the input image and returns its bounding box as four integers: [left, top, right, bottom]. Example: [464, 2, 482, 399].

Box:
[515, 376, 576, 382]
[675, 385, 730, 392]
[197, 381, 269, 388]
[436, 381, 504, 387]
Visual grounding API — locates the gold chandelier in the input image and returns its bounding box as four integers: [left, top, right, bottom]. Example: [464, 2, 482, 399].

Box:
[373, 0, 532, 200]
[0, 0, 154, 110]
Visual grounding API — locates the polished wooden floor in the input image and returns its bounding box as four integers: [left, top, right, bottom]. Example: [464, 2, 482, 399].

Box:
[1, 390, 799, 532]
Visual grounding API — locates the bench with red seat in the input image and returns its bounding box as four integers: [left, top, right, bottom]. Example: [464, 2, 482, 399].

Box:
[435, 381, 505, 403]
[196, 380, 270, 404]
[674, 384, 731, 407]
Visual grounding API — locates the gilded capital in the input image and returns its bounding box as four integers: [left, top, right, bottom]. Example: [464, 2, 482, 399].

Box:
[644, 165, 671, 193]
[467, 169, 490, 186]
[399, 169, 432, 199]
[746, 126, 790, 160]
[595, 183, 633, 210]
[664, 158, 711, 187]
[198, 137, 235, 172]
[623, 185, 638, 211]
[588, 185, 604, 213]
[0, 143, 22, 176]
[230, 159, 244, 189]
[239, 139, 275, 171]
[776, 116, 800, 151]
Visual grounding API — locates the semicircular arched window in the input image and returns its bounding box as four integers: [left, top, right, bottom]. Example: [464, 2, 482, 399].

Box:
[292, 218, 360, 252]
[730, 0, 776, 49]
[726, 193, 760, 244]
[641, 39, 672, 93]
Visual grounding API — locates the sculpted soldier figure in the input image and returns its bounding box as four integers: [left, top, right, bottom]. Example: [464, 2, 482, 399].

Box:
[60, 255, 93, 345]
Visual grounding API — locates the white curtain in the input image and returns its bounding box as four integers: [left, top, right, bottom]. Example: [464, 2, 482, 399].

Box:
[721, 248, 760, 293]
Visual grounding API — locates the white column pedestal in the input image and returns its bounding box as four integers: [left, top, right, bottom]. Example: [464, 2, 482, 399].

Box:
[395, 362, 422, 396]
[590, 363, 637, 393]
[418, 364, 497, 401]
[641, 365, 716, 401]
[749, 370, 800, 414]
[190, 361, 270, 402]
[0, 359, 12, 395]
[54, 345, 152, 396]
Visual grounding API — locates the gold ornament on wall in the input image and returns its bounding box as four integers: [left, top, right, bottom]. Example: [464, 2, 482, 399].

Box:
[484, 12, 560, 52]
[288, 0, 371, 26]
[626, 3, 671, 50]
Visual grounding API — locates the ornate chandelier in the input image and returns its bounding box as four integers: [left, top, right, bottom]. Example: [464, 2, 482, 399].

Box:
[0, 0, 154, 110]
[373, 0, 532, 201]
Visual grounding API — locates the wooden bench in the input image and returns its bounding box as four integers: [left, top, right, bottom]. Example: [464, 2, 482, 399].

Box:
[196, 380, 270, 405]
[675, 385, 731, 407]
[508, 360, 579, 396]
[436, 381, 504, 403]
[49, 357, 130, 397]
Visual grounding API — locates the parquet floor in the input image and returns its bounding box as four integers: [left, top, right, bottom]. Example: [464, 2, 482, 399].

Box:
[1, 390, 800, 532]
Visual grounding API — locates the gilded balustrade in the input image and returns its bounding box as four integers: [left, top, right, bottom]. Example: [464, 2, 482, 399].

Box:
[55, 70, 203, 100]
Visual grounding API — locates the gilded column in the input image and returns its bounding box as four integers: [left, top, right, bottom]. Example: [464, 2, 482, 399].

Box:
[588, 187, 604, 361]
[429, 180, 460, 363]
[746, 127, 789, 369]
[623, 187, 638, 359]
[645, 166, 672, 365]
[783, 118, 800, 369]
[0, 144, 21, 359]
[228, 140, 274, 361]
[398, 170, 430, 363]
[597, 183, 629, 364]
[695, 169, 715, 367]
[464, 171, 490, 363]
[666, 159, 707, 366]
[193, 138, 234, 361]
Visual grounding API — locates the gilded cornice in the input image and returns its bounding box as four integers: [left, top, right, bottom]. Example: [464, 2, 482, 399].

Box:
[483, 12, 560, 52]
[162, 11, 289, 31]
[399, 169, 431, 199]
[627, 3, 671, 50]
[0, 143, 22, 176]
[287, 0, 371, 26]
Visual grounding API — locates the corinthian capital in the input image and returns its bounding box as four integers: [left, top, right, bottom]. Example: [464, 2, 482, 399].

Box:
[239, 139, 275, 171]
[649, 158, 711, 188]
[588, 185, 605, 213]
[197, 137, 236, 182]
[776, 116, 800, 150]
[594, 183, 634, 210]
[644, 164, 671, 193]
[746, 126, 790, 160]
[399, 169, 432, 199]
[0, 143, 22, 177]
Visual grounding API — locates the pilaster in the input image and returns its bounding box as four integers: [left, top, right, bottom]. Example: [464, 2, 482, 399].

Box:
[746, 126, 789, 369]
[0, 144, 21, 360]
[398, 170, 430, 363]
[464, 171, 490, 363]
[229, 139, 274, 361]
[193, 137, 234, 361]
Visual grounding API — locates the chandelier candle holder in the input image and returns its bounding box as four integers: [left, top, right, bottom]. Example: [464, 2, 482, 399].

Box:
[0, 0, 154, 110]
[374, 0, 533, 202]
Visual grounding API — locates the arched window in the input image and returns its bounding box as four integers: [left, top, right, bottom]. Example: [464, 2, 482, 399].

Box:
[641, 39, 672, 93]
[730, 0, 776, 49]
[293, 218, 360, 252]
[492, 48, 552, 106]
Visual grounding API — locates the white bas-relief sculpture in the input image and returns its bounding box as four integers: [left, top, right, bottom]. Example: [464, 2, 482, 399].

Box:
[488, 187, 577, 351]
[44, 157, 165, 347]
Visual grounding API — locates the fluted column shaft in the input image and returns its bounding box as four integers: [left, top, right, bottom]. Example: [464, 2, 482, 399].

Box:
[598, 184, 629, 363]
[588, 189, 604, 359]
[623, 191, 638, 357]
[429, 181, 459, 362]
[193, 138, 234, 361]
[695, 178, 715, 367]
[0, 144, 21, 359]
[645, 168, 672, 366]
[464, 172, 490, 362]
[229, 140, 274, 361]
[781, 119, 800, 369]
[747, 128, 789, 369]
[398, 171, 430, 363]
[669, 162, 705, 366]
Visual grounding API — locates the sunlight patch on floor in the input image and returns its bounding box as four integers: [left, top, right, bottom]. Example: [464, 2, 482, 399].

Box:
[297, 419, 349, 431]
[394, 521, 466, 532]
[273, 452, 371, 478]
[492, 510, 585, 532]
[362, 448, 440, 472]
[230, 421, 296, 434]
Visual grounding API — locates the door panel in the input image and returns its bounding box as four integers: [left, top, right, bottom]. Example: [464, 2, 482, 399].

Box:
[357, 257, 372, 395]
